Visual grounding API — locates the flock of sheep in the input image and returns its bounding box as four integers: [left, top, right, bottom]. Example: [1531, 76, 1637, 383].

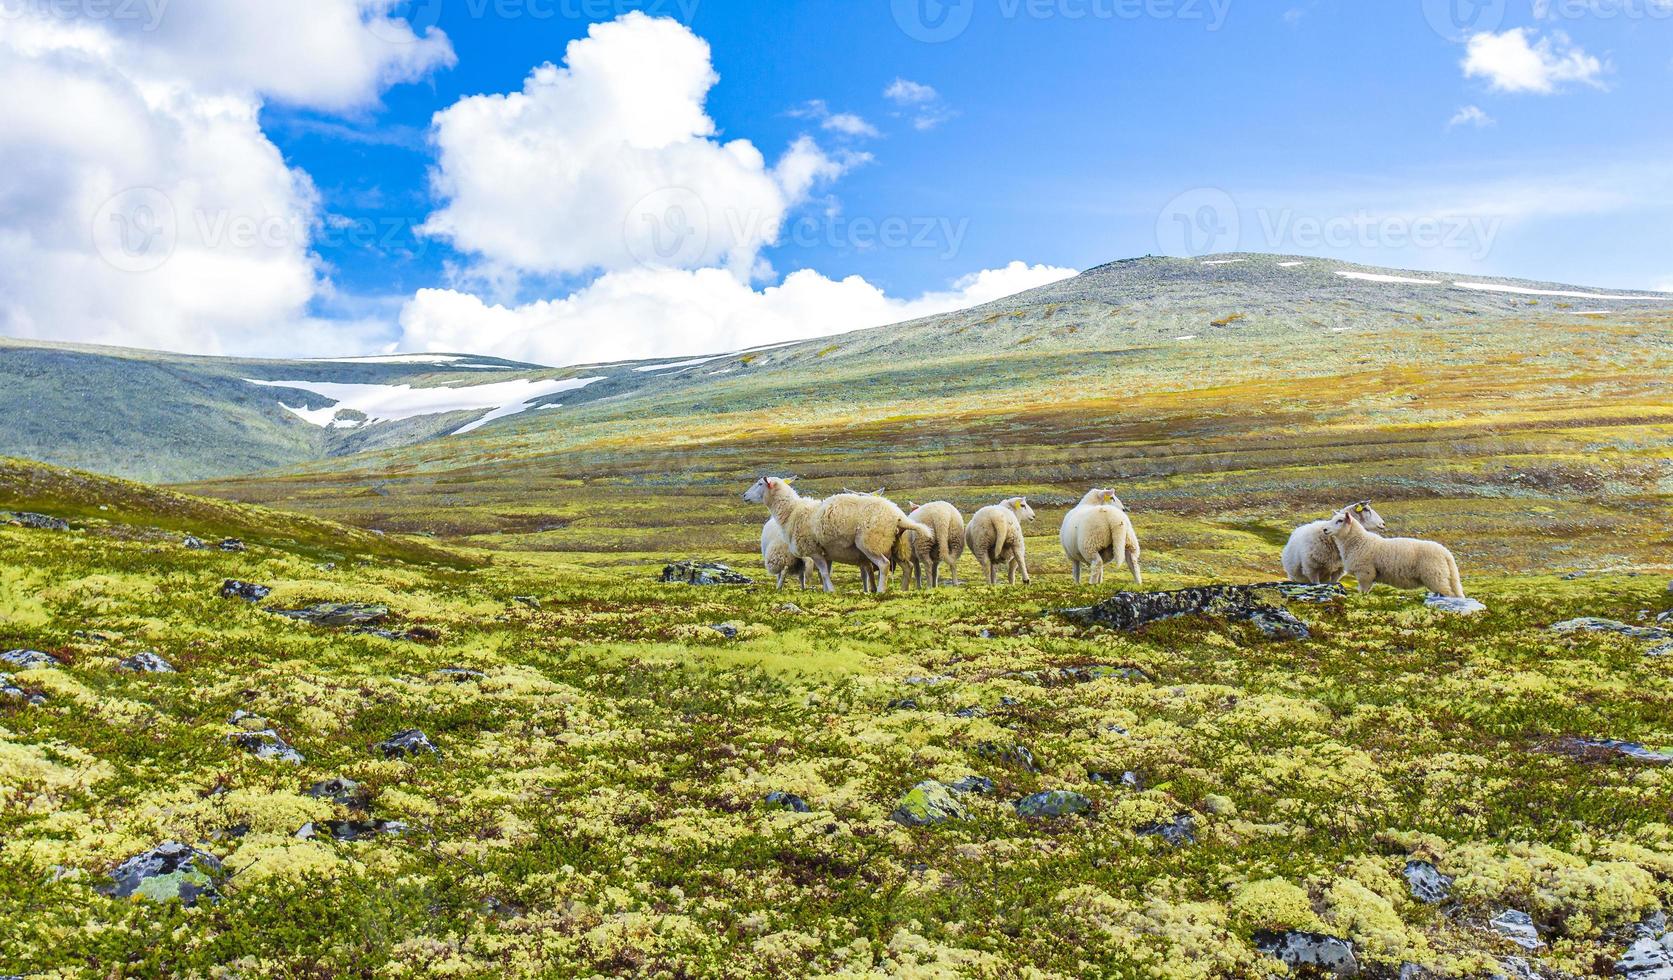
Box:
[742, 478, 1467, 597]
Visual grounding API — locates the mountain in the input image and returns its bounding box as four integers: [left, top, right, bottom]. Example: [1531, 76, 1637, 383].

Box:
[3, 254, 1669, 487]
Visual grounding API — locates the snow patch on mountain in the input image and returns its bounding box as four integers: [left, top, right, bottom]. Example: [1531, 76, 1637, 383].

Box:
[245, 377, 604, 435]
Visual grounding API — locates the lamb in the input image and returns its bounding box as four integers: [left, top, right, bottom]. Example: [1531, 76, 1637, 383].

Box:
[965, 497, 1036, 586]
[901, 500, 965, 588]
[744, 477, 935, 594]
[1282, 502, 1387, 584]
[1321, 509, 1464, 598]
[761, 516, 808, 590]
[1059, 489, 1142, 586]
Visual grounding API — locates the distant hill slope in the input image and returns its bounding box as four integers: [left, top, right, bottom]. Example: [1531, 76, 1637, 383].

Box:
[3, 255, 1670, 484]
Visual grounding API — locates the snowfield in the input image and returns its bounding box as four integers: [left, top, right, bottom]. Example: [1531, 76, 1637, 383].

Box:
[245, 377, 605, 435]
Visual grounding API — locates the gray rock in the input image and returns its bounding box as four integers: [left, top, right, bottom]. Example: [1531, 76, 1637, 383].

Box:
[975, 742, 1038, 772]
[886, 698, 920, 711]
[1060, 583, 1314, 641]
[298, 819, 407, 842]
[1014, 790, 1093, 819]
[1618, 937, 1673, 979]
[1553, 737, 1673, 764]
[888, 780, 968, 827]
[1426, 595, 1488, 615]
[660, 561, 752, 586]
[904, 674, 955, 686]
[512, 596, 541, 610]
[377, 729, 438, 759]
[1490, 909, 1543, 951]
[1404, 859, 1454, 904]
[764, 791, 811, 813]
[101, 842, 223, 906]
[8, 511, 69, 531]
[228, 729, 304, 764]
[1551, 618, 1673, 642]
[1661, 611, 1673, 626]
[1136, 813, 1197, 847]
[272, 603, 390, 627]
[951, 706, 986, 718]
[305, 777, 369, 808]
[0, 672, 46, 705]
[435, 668, 486, 683]
[1253, 930, 1359, 976]
[0, 649, 61, 669]
[217, 538, 247, 552]
[183, 534, 208, 549]
[219, 580, 271, 602]
[353, 625, 438, 643]
[1495, 957, 1543, 980]
[118, 651, 175, 673]
[708, 622, 740, 639]
[949, 776, 995, 795]
[1089, 769, 1142, 789]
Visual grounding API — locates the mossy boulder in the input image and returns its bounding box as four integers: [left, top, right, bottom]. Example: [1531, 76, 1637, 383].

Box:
[101, 842, 224, 906]
[890, 781, 967, 827]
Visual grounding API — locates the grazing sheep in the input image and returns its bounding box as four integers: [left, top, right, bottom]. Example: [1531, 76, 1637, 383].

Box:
[1322, 510, 1464, 598]
[1283, 502, 1387, 584]
[891, 524, 935, 590]
[1060, 489, 1142, 586]
[904, 500, 966, 587]
[761, 516, 808, 590]
[966, 498, 1036, 586]
[744, 478, 935, 594]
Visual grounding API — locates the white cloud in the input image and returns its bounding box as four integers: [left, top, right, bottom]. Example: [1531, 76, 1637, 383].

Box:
[0, 2, 454, 356]
[396, 261, 1078, 367]
[884, 77, 953, 130]
[790, 100, 880, 139]
[420, 13, 854, 280]
[1463, 29, 1607, 94]
[1448, 105, 1495, 128]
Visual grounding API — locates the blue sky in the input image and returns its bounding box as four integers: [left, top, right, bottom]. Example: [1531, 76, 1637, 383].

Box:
[2, 0, 1670, 362]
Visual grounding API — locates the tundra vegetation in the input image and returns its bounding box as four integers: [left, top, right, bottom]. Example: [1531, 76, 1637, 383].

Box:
[4, 256, 1673, 976]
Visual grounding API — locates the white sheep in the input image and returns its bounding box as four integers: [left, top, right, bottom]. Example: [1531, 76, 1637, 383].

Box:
[744, 478, 934, 594]
[761, 516, 808, 589]
[1282, 501, 1387, 584]
[1060, 489, 1142, 586]
[901, 500, 966, 588]
[1321, 509, 1464, 598]
[965, 497, 1036, 586]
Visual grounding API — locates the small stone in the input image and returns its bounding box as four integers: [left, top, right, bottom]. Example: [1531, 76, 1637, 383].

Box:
[764, 791, 811, 813]
[101, 842, 223, 906]
[775, 603, 805, 614]
[1552, 737, 1673, 764]
[0, 672, 46, 705]
[1014, 790, 1093, 819]
[1490, 909, 1543, 951]
[660, 561, 752, 586]
[951, 706, 986, 718]
[435, 668, 486, 683]
[1425, 595, 1488, 615]
[8, 511, 69, 531]
[708, 622, 740, 639]
[228, 729, 304, 764]
[948, 776, 995, 795]
[904, 674, 954, 686]
[218, 538, 247, 552]
[886, 698, 920, 711]
[183, 535, 208, 550]
[272, 603, 389, 627]
[1253, 930, 1359, 977]
[1, 649, 61, 669]
[1403, 860, 1454, 904]
[1090, 769, 1143, 789]
[1618, 936, 1673, 978]
[1136, 813, 1197, 847]
[1551, 618, 1673, 642]
[305, 777, 369, 809]
[118, 651, 175, 673]
[219, 580, 271, 602]
[512, 596, 541, 609]
[377, 729, 438, 759]
[889, 781, 968, 827]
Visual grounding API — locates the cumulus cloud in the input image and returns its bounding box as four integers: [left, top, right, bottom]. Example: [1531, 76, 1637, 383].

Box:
[0, 2, 454, 355]
[420, 13, 856, 280]
[396, 261, 1078, 367]
[1448, 105, 1495, 128]
[1463, 29, 1607, 94]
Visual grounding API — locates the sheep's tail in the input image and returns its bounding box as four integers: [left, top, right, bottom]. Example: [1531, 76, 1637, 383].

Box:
[898, 517, 936, 544]
[1449, 556, 1464, 598]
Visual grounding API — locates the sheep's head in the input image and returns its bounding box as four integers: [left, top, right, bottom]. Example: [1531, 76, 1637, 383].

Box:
[743, 477, 793, 504]
[1008, 497, 1037, 522]
[1322, 509, 1359, 537]
[1345, 501, 1387, 532]
[1080, 488, 1127, 509]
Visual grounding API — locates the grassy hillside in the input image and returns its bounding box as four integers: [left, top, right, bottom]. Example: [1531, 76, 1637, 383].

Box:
[3, 457, 1673, 976]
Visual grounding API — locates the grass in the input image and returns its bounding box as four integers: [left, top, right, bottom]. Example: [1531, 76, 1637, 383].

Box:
[1, 457, 1672, 977]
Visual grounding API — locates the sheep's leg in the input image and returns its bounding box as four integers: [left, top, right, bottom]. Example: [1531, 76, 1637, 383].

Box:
[1350, 568, 1375, 594]
[979, 556, 995, 586]
[776, 569, 787, 589]
[860, 549, 892, 594]
[1072, 561, 1082, 586]
[1089, 557, 1102, 586]
[811, 557, 835, 593]
[1018, 543, 1031, 585]
[1126, 548, 1142, 586]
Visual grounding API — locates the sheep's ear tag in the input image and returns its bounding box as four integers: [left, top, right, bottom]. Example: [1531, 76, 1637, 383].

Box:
[784, 477, 796, 485]
[1354, 504, 1366, 514]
